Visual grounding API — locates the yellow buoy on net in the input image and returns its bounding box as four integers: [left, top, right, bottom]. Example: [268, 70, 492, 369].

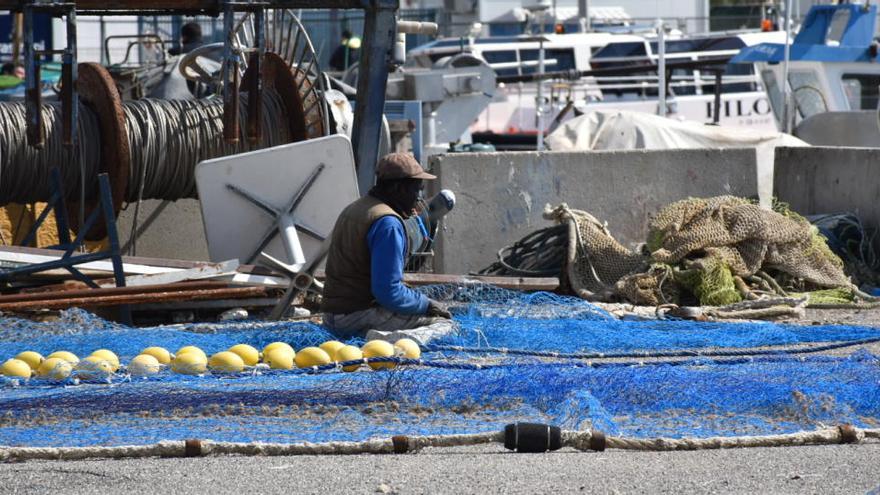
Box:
[76, 356, 114, 380]
[37, 357, 73, 380]
[176, 346, 207, 361]
[141, 346, 172, 365]
[262, 342, 295, 362]
[128, 354, 162, 376]
[1, 358, 32, 378]
[362, 340, 396, 370]
[14, 351, 43, 370]
[335, 345, 363, 372]
[171, 352, 207, 375]
[319, 341, 346, 360]
[89, 349, 120, 372]
[393, 338, 422, 360]
[294, 347, 332, 369]
[227, 344, 260, 366]
[208, 351, 245, 373]
[46, 351, 79, 365]
[263, 348, 294, 370]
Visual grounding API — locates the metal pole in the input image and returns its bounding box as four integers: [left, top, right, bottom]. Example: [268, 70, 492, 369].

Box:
[222, 0, 239, 143]
[578, 0, 590, 32]
[712, 70, 722, 125]
[782, 0, 793, 134]
[657, 18, 666, 117]
[62, 6, 78, 149]
[23, 4, 42, 148]
[12, 12, 23, 64]
[536, 35, 545, 151]
[247, 6, 264, 144]
[352, 0, 398, 195]
[99, 16, 106, 65]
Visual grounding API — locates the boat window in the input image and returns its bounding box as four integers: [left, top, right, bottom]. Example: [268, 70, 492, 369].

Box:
[649, 37, 745, 55]
[701, 37, 746, 52]
[788, 71, 827, 119]
[592, 41, 647, 59]
[519, 48, 576, 74]
[649, 40, 699, 54]
[826, 8, 850, 46]
[841, 74, 880, 110]
[761, 69, 784, 122]
[719, 63, 757, 93]
[669, 68, 696, 96]
[482, 50, 518, 77]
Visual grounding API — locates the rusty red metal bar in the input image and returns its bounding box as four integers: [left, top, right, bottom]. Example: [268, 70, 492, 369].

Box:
[0, 286, 267, 311]
[4, 281, 232, 302]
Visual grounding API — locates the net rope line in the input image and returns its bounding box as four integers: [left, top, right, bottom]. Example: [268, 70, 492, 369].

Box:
[1, 426, 876, 461]
[425, 335, 880, 360]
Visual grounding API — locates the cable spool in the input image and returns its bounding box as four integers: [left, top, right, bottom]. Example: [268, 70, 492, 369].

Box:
[0, 55, 319, 240]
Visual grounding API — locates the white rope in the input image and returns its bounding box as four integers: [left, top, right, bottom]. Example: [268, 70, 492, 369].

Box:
[1, 427, 875, 462]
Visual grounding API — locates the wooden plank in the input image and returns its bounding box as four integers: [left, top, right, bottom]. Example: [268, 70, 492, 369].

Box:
[309, 269, 558, 291]
[132, 297, 280, 311]
[0, 249, 182, 276]
[402, 273, 559, 291]
[97, 260, 240, 288]
[225, 272, 289, 287]
[0, 281, 231, 303]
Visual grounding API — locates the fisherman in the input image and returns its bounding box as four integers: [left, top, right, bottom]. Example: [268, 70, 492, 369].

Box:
[322, 153, 453, 344]
[168, 22, 204, 56]
[328, 29, 361, 71]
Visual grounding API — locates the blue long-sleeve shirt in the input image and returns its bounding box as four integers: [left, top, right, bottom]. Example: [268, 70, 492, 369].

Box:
[367, 216, 429, 315]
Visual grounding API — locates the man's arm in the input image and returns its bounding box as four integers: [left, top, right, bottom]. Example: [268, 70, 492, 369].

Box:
[367, 216, 429, 315]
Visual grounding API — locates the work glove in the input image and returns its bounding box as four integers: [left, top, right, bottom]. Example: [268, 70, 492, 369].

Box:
[426, 299, 453, 319]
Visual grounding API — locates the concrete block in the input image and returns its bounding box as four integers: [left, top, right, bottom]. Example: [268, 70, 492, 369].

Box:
[775, 146, 880, 236]
[430, 149, 759, 274]
[115, 199, 210, 261]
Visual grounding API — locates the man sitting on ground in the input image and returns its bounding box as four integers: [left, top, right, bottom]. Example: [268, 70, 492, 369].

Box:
[322, 153, 453, 344]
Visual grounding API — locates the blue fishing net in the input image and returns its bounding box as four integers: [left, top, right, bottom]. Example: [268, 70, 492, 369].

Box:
[1, 285, 879, 447]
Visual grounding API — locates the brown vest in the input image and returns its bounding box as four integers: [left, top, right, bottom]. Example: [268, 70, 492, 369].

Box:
[321, 195, 403, 314]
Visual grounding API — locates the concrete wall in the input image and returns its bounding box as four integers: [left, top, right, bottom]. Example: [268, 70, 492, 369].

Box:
[775, 146, 880, 234]
[430, 148, 759, 274]
[115, 199, 210, 261]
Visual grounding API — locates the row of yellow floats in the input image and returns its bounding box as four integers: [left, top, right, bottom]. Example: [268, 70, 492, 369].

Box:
[1, 339, 422, 381]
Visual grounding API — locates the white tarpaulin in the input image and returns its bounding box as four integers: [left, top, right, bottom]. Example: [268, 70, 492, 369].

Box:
[545, 110, 809, 207]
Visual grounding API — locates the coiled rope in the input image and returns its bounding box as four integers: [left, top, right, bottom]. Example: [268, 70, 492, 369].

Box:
[0, 101, 102, 204]
[0, 91, 290, 206]
[124, 91, 290, 202]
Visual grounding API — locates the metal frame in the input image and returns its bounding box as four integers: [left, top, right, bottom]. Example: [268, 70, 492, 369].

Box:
[23, 1, 77, 149]
[12, 0, 398, 194]
[0, 169, 131, 323]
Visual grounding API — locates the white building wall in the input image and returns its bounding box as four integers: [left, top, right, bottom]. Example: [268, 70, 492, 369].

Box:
[478, 0, 710, 33]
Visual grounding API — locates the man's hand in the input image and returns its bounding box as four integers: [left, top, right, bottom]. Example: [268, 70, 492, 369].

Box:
[426, 299, 453, 319]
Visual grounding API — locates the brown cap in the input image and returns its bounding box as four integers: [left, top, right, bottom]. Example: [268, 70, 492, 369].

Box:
[376, 152, 436, 181]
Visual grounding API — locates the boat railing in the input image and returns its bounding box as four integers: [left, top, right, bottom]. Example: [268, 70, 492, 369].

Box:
[498, 73, 757, 91]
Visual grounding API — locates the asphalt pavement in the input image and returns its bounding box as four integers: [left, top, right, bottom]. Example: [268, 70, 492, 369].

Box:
[2, 443, 879, 494]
